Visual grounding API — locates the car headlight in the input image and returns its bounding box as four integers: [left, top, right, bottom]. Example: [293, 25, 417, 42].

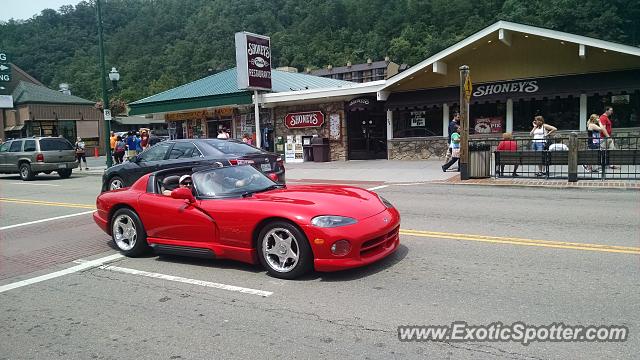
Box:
[378, 195, 394, 208]
[311, 215, 357, 228]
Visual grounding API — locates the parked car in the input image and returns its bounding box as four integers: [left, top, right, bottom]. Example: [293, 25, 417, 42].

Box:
[102, 139, 285, 191]
[93, 164, 400, 279]
[0, 137, 78, 180]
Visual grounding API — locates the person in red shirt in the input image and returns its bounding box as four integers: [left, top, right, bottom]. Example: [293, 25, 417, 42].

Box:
[497, 132, 519, 177]
[599, 106, 617, 168]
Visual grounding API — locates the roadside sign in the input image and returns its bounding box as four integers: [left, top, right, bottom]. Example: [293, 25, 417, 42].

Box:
[464, 75, 472, 101]
[103, 109, 112, 121]
[0, 51, 11, 83]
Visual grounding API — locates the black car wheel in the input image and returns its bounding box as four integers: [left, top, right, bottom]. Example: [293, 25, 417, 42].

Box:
[108, 176, 125, 190]
[58, 169, 72, 179]
[110, 208, 150, 257]
[257, 221, 313, 279]
[19, 163, 35, 181]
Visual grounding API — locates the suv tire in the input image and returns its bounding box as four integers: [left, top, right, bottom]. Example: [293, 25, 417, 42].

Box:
[19, 163, 35, 181]
[58, 169, 72, 179]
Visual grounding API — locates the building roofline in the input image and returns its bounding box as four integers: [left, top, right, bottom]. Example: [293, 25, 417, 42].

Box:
[382, 20, 640, 90]
[259, 80, 385, 104]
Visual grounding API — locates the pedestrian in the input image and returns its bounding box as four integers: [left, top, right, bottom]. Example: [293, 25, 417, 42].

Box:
[140, 130, 150, 150]
[74, 137, 89, 170]
[126, 131, 137, 159]
[135, 132, 143, 153]
[217, 129, 228, 139]
[599, 106, 617, 169]
[497, 132, 519, 177]
[530, 115, 557, 176]
[444, 112, 460, 163]
[113, 135, 126, 164]
[242, 133, 253, 145]
[109, 131, 117, 163]
[584, 114, 609, 173]
[442, 126, 461, 172]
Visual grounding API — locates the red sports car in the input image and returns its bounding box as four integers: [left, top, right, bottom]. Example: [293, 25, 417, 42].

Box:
[93, 164, 400, 279]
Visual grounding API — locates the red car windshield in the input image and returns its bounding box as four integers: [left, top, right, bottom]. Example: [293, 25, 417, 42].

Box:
[192, 165, 275, 198]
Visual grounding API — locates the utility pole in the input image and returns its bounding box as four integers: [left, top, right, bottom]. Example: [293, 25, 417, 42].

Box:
[96, 0, 113, 168]
[459, 65, 471, 180]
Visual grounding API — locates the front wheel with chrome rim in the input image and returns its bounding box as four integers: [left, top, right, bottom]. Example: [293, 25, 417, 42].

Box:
[108, 176, 125, 190]
[257, 221, 312, 279]
[111, 208, 150, 257]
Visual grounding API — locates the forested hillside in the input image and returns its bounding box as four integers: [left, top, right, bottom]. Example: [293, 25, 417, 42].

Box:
[1, 0, 638, 102]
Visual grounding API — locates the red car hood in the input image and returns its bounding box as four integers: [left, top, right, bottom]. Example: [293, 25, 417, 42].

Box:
[252, 184, 386, 220]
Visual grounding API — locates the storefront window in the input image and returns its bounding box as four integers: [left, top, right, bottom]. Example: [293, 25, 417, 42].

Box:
[513, 97, 579, 132]
[393, 106, 442, 138]
[588, 91, 639, 129]
[470, 102, 505, 134]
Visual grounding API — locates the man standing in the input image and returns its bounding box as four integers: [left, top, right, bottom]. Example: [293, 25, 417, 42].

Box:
[444, 112, 460, 163]
[109, 131, 117, 164]
[599, 106, 617, 168]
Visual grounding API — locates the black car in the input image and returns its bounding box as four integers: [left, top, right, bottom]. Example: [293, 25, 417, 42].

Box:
[102, 139, 285, 191]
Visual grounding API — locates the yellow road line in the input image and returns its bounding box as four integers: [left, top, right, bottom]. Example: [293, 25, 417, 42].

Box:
[0, 197, 95, 209]
[400, 229, 640, 255]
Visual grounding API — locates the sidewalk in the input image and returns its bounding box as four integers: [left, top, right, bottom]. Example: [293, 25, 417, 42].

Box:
[80, 156, 639, 190]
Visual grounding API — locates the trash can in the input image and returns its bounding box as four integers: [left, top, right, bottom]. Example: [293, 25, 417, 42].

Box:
[469, 141, 491, 178]
[312, 137, 330, 162]
[302, 136, 314, 162]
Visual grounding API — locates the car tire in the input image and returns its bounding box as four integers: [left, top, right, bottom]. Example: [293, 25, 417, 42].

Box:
[257, 221, 312, 279]
[19, 163, 35, 181]
[108, 176, 125, 190]
[58, 169, 72, 179]
[110, 208, 150, 257]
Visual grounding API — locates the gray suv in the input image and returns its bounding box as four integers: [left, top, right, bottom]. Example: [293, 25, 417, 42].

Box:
[0, 137, 78, 180]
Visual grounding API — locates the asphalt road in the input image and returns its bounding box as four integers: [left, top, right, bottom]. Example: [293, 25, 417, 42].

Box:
[0, 172, 638, 359]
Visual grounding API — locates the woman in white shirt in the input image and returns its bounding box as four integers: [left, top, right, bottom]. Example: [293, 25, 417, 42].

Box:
[529, 116, 557, 176]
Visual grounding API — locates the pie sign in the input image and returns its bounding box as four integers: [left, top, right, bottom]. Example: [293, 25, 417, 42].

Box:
[284, 111, 325, 129]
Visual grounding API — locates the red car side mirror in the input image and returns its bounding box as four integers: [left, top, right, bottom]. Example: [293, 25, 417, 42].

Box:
[171, 187, 195, 203]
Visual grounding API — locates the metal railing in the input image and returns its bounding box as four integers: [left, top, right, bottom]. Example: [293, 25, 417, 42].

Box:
[469, 135, 640, 181]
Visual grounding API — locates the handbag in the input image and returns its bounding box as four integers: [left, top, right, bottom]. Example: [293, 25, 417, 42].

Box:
[451, 148, 461, 158]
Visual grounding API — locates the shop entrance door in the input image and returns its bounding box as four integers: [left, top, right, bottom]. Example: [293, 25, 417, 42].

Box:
[347, 111, 387, 160]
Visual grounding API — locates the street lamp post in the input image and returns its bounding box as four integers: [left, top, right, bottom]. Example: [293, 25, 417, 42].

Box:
[96, 0, 113, 168]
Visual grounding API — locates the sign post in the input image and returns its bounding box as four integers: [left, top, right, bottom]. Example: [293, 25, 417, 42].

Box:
[235, 32, 272, 149]
[459, 65, 471, 180]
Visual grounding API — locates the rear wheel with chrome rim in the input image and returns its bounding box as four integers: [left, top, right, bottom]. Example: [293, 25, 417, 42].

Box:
[111, 208, 150, 257]
[257, 221, 312, 279]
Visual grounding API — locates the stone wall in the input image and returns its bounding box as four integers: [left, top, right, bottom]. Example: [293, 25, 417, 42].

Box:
[388, 137, 449, 160]
[273, 101, 348, 161]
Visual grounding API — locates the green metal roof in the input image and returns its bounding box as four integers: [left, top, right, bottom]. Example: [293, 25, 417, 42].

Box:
[12, 81, 95, 105]
[128, 68, 354, 115]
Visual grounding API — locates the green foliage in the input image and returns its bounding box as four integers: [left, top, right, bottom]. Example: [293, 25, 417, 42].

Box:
[0, 0, 637, 103]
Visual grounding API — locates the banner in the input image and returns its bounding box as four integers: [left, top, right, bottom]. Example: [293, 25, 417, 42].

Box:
[474, 116, 503, 134]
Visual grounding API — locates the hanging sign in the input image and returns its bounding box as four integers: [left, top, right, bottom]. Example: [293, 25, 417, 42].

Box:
[235, 32, 272, 90]
[284, 111, 325, 129]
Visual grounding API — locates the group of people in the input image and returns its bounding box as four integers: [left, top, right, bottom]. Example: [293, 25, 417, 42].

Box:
[443, 106, 618, 177]
[109, 130, 151, 164]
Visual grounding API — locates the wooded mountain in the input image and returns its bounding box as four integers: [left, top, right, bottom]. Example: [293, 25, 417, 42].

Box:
[1, 0, 638, 103]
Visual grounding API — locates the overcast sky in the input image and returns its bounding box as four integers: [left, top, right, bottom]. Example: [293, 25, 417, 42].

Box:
[1, 0, 84, 21]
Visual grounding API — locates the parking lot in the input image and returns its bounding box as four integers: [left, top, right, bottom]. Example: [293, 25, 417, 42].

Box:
[1, 171, 639, 359]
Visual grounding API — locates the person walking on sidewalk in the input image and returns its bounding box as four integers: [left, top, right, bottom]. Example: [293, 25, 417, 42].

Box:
[442, 126, 461, 172]
[113, 135, 126, 164]
[109, 131, 117, 164]
[444, 112, 460, 163]
[74, 137, 89, 170]
[126, 131, 137, 159]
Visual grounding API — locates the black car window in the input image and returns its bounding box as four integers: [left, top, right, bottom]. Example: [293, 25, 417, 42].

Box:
[0, 142, 10, 152]
[9, 140, 23, 152]
[39, 138, 73, 150]
[204, 140, 262, 155]
[169, 142, 202, 159]
[24, 140, 36, 152]
[139, 142, 171, 162]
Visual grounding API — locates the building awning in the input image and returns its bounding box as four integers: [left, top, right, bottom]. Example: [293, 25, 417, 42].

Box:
[114, 117, 166, 125]
[385, 69, 640, 110]
[4, 125, 24, 131]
